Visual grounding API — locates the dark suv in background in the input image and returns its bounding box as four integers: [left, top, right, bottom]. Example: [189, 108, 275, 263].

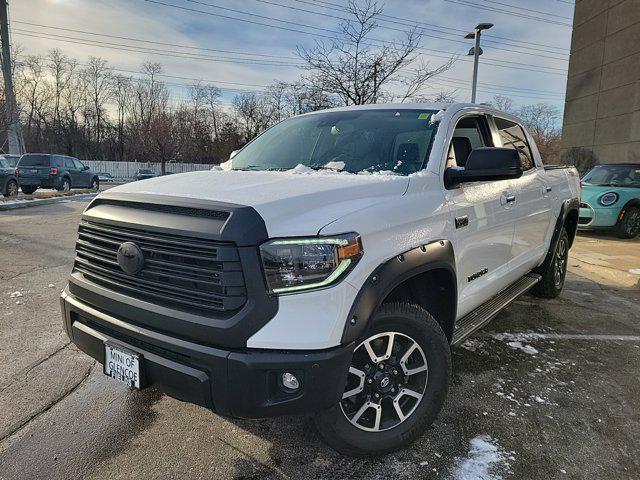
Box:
[17, 154, 99, 194]
[0, 155, 19, 197]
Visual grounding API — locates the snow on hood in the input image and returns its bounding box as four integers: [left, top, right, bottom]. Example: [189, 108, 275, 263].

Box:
[106, 169, 409, 237]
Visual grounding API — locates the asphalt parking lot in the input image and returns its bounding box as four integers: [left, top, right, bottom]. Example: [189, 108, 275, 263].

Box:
[1, 200, 639, 480]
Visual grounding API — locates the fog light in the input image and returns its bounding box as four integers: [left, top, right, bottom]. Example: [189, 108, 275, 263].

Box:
[281, 372, 300, 391]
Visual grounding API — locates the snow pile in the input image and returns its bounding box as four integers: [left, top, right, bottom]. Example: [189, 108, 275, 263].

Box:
[507, 341, 539, 355]
[451, 436, 511, 480]
[322, 161, 345, 171]
[211, 159, 233, 171]
[9, 291, 23, 298]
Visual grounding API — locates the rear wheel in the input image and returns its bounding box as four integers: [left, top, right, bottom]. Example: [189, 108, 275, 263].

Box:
[21, 185, 37, 195]
[4, 179, 18, 197]
[314, 302, 451, 456]
[59, 177, 71, 192]
[531, 227, 569, 299]
[615, 206, 640, 239]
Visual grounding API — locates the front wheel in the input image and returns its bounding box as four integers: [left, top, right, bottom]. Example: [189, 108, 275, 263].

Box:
[314, 302, 451, 456]
[616, 206, 640, 239]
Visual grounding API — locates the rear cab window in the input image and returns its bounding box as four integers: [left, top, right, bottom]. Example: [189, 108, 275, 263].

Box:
[19, 154, 50, 167]
[494, 117, 535, 171]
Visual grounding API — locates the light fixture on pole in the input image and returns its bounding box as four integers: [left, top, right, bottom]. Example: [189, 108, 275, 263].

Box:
[465, 23, 493, 104]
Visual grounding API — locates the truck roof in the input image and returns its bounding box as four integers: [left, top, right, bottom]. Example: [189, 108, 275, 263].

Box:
[300, 102, 518, 122]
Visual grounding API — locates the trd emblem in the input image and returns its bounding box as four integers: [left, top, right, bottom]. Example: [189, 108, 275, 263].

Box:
[117, 242, 145, 275]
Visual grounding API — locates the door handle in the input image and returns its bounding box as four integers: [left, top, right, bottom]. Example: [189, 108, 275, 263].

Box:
[500, 194, 516, 206]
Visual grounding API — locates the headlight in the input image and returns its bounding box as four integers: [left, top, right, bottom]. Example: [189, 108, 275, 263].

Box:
[599, 192, 619, 206]
[260, 233, 363, 294]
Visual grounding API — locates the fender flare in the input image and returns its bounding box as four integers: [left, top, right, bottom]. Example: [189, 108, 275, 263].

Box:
[617, 198, 640, 222]
[341, 240, 457, 344]
[535, 197, 579, 274]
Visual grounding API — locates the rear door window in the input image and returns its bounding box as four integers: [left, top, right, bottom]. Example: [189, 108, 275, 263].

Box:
[19, 154, 50, 167]
[64, 157, 75, 169]
[495, 117, 535, 171]
[52, 156, 65, 168]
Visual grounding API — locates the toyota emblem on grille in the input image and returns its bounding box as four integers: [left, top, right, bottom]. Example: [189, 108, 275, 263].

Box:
[117, 242, 145, 275]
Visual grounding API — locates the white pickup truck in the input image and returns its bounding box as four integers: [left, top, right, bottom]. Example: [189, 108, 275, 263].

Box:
[60, 103, 580, 456]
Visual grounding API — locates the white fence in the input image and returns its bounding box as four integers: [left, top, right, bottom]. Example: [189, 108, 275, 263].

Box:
[83, 161, 212, 179]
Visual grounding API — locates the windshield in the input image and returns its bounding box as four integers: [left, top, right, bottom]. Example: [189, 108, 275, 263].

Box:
[231, 109, 439, 175]
[583, 165, 640, 188]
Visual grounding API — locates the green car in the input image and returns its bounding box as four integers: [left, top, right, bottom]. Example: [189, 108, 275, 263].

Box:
[579, 163, 640, 238]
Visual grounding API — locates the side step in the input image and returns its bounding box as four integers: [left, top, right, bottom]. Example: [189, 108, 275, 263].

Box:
[451, 273, 541, 346]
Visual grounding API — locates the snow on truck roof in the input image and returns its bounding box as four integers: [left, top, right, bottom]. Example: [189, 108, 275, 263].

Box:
[298, 102, 514, 120]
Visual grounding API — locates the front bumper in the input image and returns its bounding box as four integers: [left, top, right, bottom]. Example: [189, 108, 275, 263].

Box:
[61, 288, 354, 418]
[578, 203, 620, 228]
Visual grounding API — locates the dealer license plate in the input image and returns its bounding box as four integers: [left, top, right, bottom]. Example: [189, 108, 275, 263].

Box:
[104, 344, 141, 389]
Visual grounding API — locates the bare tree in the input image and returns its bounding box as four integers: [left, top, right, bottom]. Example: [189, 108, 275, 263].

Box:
[233, 92, 274, 141]
[112, 74, 132, 161]
[518, 102, 562, 163]
[491, 95, 515, 113]
[83, 56, 112, 158]
[203, 84, 222, 141]
[297, 0, 453, 105]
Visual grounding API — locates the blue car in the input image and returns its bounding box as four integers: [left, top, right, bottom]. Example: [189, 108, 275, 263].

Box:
[579, 163, 640, 238]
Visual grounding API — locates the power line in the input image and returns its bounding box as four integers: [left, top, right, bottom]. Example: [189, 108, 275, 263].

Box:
[296, 0, 569, 52]
[253, 0, 568, 61]
[143, 0, 567, 76]
[477, 0, 573, 20]
[12, 31, 303, 67]
[444, 0, 573, 27]
[12, 20, 298, 60]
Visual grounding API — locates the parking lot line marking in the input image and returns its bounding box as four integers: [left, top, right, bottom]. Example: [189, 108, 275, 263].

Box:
[482, 333, 640, 342]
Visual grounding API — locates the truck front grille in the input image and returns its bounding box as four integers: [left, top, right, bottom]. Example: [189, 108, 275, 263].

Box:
[74, 220, 246, 314]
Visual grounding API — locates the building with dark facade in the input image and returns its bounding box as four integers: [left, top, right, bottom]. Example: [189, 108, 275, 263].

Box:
[561, 0, 640, 165]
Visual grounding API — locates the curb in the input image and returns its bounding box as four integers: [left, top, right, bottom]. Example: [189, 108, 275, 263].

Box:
[0, 193, 97, 211]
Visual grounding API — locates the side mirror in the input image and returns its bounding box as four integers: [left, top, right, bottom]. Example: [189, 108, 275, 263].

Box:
[229, 149, 240, 160]
[83, 165, 90, 171]
[444, 147, 523, 188]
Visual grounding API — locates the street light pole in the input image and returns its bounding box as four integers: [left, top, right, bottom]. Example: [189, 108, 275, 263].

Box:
[465, 23, 493, 104]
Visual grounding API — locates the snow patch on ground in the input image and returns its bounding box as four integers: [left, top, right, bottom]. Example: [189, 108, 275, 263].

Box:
[451, 436, 511, 480]
[461, 338, 486, 352]
[9, 291, 23, 298]
[629, 269, 640, 275]
[507, 341, 539, 355]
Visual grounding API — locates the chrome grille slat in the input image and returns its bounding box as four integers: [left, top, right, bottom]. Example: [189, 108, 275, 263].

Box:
[74, 219, 246, 313]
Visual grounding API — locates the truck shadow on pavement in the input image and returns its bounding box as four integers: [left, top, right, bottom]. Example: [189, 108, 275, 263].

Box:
[222, 290, 640, 480]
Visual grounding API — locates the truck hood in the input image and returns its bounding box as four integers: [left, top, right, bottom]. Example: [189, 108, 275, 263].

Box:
[106, 170, 409, 237]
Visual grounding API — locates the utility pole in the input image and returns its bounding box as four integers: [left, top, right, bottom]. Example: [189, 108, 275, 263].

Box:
[0, 0, 23, 154]
[465, 23, 493, 104]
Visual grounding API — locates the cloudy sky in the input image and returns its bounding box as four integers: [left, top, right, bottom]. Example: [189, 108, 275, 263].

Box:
[9, 0, 574, 111]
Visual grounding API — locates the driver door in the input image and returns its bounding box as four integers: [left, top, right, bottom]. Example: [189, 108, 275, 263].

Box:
[445, 114, 518, 317]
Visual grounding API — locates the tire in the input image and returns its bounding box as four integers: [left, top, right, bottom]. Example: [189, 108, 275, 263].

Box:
[21, 185, 37, 195]
[314, 302, 451, 456]
[615, 206, 640, 239]
[3, 179, 18, 197]
[90, 177, 99, 191]
[531, 227, 569, 299]
[59, 177, 71, 192]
